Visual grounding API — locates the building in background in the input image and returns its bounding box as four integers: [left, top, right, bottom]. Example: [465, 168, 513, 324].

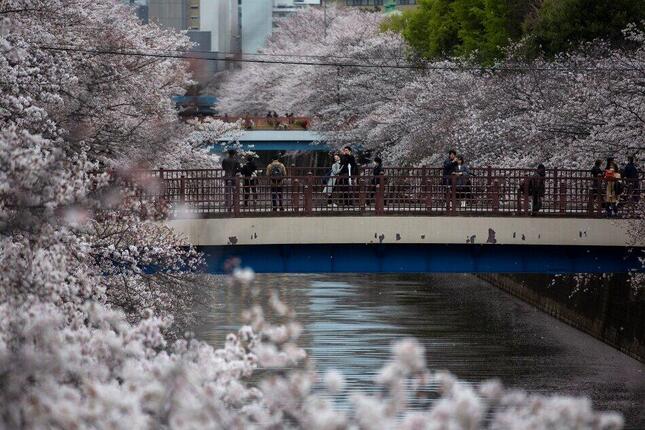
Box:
[273, 0, 321, 19]
[148, 0, 188, 29]
[121, 0, 149, 23]
[149, 0, 273, 55]
[239, 0, 273, 53]
[344, 0, 416, 7]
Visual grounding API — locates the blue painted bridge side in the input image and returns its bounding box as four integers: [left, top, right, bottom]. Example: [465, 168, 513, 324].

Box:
[198, 244, 643, 274]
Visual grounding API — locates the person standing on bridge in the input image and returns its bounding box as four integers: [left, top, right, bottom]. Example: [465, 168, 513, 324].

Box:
[222, 149, 241, 212]
[267, 156, 287, 211]
[324, 153, 341, 206]
[442, 150, 458, 185]
[442, 149, 458, 209]
[604, 159, 621, 217]
[454, 155, 471, 208]
[241, 154, 258, 207]
[622, 156, 640, 205]
[369, 156, 384, 205]
[339, 146, 358, 206]
[528, 164, 546, 215]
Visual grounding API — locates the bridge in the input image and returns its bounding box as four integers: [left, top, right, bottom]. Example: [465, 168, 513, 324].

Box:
[133, 166, 643, 274]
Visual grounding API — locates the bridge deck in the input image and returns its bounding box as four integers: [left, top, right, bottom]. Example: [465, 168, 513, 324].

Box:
[167, 216, 642, 274]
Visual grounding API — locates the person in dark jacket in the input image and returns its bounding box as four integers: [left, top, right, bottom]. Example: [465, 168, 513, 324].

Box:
[622, 156, 640, 204]
[442, 149, 457, 185]
[266, 156, 287, 211]
[589, 159, 603, 211]
[222, 149, 240, 211]
[369, 156, 384, 204]
[338, 146, 358, 206]
[240, 154, 258, 207]
[529, 164, 546, 215]
[453, 155, 471, 207]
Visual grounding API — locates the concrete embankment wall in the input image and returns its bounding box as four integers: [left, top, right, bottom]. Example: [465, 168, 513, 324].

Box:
[478, 273, 645, 362]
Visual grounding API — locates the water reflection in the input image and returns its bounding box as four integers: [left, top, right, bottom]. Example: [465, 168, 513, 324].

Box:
[193, 273, 645, 428]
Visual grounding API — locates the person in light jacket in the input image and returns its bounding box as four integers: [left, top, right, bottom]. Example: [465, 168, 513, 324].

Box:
[604, 159, 621, 217]
[324, 154, 341, 206]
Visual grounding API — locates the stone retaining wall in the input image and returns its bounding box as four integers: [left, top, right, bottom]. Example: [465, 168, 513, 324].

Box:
[478, 273, 645, 362]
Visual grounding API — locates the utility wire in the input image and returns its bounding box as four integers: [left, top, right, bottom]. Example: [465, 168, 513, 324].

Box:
[39, 45, 641, 73]
[49, 42, 408, 62]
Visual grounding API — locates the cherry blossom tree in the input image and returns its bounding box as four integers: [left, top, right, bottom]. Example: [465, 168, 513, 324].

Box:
[218, 7, 643, 169]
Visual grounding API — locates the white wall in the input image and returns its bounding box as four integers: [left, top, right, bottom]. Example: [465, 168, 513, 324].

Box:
[166, 216, 640, 247]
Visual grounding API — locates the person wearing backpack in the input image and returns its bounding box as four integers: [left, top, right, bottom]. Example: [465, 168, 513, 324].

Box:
[266, 156, 287, 211]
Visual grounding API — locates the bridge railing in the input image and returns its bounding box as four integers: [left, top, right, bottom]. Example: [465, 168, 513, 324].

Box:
[132, 167, 643, 218]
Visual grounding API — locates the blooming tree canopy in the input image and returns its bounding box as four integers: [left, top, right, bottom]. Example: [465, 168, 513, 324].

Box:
[219, 7, 644, 169]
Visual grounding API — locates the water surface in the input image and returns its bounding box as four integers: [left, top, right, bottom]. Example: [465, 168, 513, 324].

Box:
[194, 273, 645, 428]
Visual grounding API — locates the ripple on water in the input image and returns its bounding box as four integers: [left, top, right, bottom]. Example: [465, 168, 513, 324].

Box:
[193, 273, 645, 428]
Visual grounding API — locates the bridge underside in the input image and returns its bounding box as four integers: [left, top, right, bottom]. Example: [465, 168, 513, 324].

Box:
[199, 244, 642, 274]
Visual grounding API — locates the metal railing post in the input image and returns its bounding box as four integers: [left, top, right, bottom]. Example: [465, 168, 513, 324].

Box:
[553, 168, 559, 209]
[521, 176, 530, 215]
[375, 174, 385, 215]
[179, 174, 186, 205]
[358, 177, 366, 212]
[559, 180, 567, 214]
[233, 177, 240, 217]
[491, 179, 500, 214]
[450, 175, 457, 214]
[423, 169, 432, 212]
[292, 178, 300, 213]
[304, 172, 313, 215]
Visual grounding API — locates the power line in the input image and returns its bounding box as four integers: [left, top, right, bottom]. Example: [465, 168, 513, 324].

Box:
[49, 42, 408, 62]
[38, 45, 640, 73]
[41, 45, 424, 69]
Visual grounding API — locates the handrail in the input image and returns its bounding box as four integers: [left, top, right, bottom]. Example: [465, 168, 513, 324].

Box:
[129, 167, 643, 219]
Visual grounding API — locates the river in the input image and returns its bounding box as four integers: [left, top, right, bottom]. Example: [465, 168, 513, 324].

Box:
[194, 273, 645, 428]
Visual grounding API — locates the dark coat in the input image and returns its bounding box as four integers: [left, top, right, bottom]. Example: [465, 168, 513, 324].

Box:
[623, 162, 638, 180]
[339, 154, 358, 176]
[529, 171, 546, 196]
[222, 157, 240, 178]
[240, 160, 257, 178]
[443, 158, 457, 177]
